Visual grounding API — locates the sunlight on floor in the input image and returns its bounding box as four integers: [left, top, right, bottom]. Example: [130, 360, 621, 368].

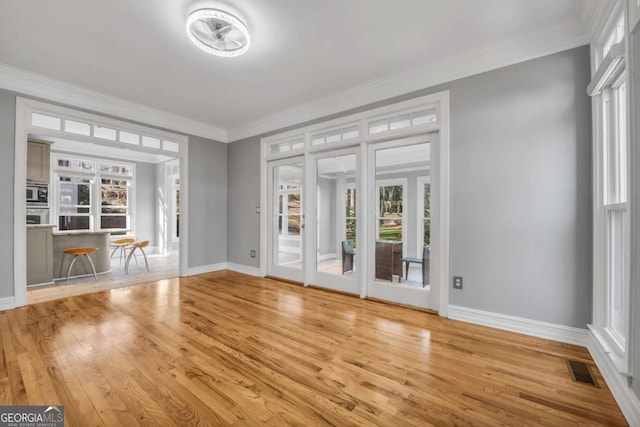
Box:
[27, 252, 179, 304]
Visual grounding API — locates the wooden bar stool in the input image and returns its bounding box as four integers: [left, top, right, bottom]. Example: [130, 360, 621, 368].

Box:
[110, 237, 135, 265]
[63, 247, 98, 282]
[125, 241, 149, 274]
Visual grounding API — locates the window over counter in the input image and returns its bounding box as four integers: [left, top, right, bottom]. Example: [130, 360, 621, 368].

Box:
[53, 154, 134, 234]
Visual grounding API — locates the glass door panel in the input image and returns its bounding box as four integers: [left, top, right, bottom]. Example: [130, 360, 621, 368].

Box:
[373, 141, 430, 288]
[268, 158, 304, 282]
[311, 150, 360, 295]
[417, 176, 431, 288]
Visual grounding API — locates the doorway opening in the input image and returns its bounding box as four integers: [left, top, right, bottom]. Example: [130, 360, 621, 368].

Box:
[14, 98, 189, 306]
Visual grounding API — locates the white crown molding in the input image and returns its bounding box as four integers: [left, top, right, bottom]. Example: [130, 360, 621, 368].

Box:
[578, 0, 623, 42]
[448, 305, 590, 347]
[588, 332, 640, 426]
[0, 63, 228, 143]
[227, 20, 590, 142]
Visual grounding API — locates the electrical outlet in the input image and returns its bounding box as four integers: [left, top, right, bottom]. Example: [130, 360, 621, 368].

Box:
[249, 250, 256, 258]
[453, 276, 463, 289]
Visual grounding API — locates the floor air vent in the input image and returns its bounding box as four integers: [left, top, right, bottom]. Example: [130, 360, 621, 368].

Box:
[566, 360, 598, 387]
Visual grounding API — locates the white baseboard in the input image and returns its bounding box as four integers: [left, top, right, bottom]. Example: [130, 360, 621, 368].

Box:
[226, 263, 264, 277]
[0, 296, 16, 312]
[587, 332, 640, 425]
[448, 305, 589, 346]
[279, 246, 301, 254]
[318, 253, 337, 262]
[185, 262, 227, 276]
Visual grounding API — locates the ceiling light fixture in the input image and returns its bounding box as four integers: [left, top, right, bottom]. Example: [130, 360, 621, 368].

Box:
[186, 8, 250, 58]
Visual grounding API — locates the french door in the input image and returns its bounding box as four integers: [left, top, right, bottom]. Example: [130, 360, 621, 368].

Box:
[308, 147, 361, 295]
[366, 134, 440, 310]
[267, 157, 305, 282]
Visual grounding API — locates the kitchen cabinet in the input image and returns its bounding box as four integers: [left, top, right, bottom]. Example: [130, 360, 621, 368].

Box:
[27, 141, 51, 182]
[27, 225, 54, 286]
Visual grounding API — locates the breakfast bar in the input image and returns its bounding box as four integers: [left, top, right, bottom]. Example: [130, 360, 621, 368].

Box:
[52, 230, 112, 280]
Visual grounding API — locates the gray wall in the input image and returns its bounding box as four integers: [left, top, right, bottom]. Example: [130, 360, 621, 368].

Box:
[227, 46, 592, 328]
[227, 137, 261, 266]
[187, 135, 228, 268]
[318, 177, 336, 257]
[448, 47, 592, 328]
[0, 90, 15, 298]
[135, 161, 156, 246]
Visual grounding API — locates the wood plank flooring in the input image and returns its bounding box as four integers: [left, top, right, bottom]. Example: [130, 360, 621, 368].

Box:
[27, 252, 179, 304]
[1, 271, 628, 426]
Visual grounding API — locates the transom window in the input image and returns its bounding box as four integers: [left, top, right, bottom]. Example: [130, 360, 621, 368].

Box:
[30, 112, 181, 155]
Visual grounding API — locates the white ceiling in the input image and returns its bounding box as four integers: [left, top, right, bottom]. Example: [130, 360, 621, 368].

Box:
[0, 0, 596, 142]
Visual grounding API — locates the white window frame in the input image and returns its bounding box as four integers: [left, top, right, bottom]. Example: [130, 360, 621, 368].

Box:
[416, 176, 431, 257]
[345, 183, 357, 245]
[172, 177, 180, 243]
[278, 184, 302, 240]
[260, 91, 450, 314]
[588, 9, 632, 377]
[52, 153, 135, 234]
[55, 173, 95, 231]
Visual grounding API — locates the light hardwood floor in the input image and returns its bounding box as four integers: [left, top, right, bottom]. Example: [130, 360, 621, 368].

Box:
[27, 252, 179, 304]
[2, 271, 628, 426]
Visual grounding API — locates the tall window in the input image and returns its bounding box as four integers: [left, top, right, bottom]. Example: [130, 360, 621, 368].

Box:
[377, 180, 405, 241]
[55, 155, 134, 233]
[175, 178, 180, 240]
[346, 186, 356, 245]
[278, 184, 301, 237]
[417, 176, 431, 254]
[58, 176, 92, 230]
[100, 178, 129, 229]
[589, 10, 630, 372]
[603, 75, 628, 350]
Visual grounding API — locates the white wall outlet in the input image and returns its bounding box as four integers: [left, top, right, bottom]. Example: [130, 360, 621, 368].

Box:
[453, 276, 463, 289]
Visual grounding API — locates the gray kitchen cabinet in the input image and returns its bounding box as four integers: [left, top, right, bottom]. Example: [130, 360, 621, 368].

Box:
[27, 141, 51, 182]
[27, 226, 54, 286]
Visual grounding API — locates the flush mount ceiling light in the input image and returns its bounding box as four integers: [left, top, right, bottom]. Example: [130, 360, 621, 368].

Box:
[186, 8, 250, 58]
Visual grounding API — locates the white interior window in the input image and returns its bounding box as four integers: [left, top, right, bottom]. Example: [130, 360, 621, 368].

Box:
[53, 154, 135, 235]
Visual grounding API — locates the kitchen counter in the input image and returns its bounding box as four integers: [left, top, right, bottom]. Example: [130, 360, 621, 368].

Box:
[27, 226, 54, 286]
[52, 232, 112, 280]
[52, 228, 126, 236]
